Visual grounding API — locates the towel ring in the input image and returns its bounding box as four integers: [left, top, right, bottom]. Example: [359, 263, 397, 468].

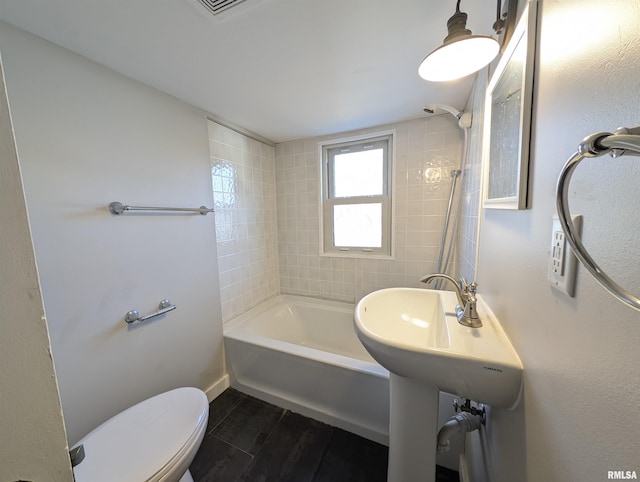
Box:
[556, 126, 640, 312]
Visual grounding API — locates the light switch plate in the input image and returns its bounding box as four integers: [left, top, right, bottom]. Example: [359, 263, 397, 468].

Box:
[548, 214, 582, 297]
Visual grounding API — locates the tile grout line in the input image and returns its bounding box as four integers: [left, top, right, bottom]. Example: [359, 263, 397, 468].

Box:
[205, 392, 248, 436]
[207, 432, 256, 461]
[249, 408, 288, 456]
[309, 426, 338, 482]
[236, 408, 289, 479]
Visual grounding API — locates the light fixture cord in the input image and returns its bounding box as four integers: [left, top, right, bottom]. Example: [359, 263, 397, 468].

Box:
[455, 0, 461, 13]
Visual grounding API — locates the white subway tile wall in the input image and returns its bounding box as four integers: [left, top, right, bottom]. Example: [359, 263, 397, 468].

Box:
[459, 74, 487, 283]
[276, 116, 464, 304]
[208, 121, 279, 323]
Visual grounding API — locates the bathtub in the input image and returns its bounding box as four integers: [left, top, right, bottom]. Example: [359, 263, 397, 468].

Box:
[223, 294, 390, 444]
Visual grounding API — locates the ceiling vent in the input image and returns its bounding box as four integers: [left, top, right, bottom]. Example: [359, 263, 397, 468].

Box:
[188, 0, 265, 20]
[196, 0, 248, 16]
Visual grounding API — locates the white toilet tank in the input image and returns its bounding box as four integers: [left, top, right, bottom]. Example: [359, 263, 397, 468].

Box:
[72, 387, 209, 482]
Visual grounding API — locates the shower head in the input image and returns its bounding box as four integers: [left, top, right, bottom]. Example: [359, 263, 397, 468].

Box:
[423, 103, 472, 129]
[423, 104, 462, 119]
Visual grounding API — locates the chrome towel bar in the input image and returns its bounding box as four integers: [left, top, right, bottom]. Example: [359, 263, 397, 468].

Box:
[124, 299, 176, 324]
[109, 201, 214, 215]
[556, 126, 640, 312]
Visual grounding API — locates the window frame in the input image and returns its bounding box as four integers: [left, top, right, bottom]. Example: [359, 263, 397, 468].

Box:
[319, 130, 395, 258]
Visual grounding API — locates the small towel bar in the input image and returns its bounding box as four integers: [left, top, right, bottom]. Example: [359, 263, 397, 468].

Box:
[124, 299, 176, 324]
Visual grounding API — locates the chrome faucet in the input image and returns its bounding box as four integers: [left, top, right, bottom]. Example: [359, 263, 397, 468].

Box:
[419, 273, 482, 328]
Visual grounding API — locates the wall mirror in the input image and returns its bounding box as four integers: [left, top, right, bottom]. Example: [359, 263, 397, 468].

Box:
[483, 0, 537, 209]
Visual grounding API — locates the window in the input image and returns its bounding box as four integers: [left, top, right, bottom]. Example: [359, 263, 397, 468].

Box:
[320, 132, 394, 257]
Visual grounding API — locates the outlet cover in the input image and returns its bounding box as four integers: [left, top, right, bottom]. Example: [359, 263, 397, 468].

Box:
[548, 214, 582, 297]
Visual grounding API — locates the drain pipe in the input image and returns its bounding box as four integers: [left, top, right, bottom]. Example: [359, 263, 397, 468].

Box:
[437, 412, 482, 453]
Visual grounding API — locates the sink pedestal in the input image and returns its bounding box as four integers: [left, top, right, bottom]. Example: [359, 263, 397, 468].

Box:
[388, 374, 438, 482]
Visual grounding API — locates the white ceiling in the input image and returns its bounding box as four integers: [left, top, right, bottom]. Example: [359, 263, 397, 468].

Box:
[0, 0, 496, 143]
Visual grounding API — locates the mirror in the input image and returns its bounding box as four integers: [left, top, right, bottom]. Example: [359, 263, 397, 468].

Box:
[483, 0, 537, 209]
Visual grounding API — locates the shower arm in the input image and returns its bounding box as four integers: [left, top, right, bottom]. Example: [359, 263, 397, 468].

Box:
[423, 104, 472, 129]
[556, 126, 640, 312]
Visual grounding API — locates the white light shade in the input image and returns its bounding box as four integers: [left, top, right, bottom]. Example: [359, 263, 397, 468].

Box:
[419, 35, 500, 82]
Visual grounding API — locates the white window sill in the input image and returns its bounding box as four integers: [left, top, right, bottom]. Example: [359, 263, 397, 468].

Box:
[319, 251, 394, 260]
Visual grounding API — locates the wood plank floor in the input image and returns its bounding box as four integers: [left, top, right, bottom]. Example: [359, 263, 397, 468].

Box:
[190, 388, 460, 482]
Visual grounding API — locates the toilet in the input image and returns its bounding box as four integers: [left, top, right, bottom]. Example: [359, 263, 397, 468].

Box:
[72, 387, 209, 482]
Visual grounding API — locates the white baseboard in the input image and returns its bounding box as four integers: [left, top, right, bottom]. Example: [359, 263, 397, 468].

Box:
[459, 454, 471, 482]
[203, 374, 230, 402]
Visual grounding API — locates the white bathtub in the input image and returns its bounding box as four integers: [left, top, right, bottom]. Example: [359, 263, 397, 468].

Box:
[223, 294, 391, 444]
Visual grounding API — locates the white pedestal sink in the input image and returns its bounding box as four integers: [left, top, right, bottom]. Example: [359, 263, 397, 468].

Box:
[354, 288, 522, 482]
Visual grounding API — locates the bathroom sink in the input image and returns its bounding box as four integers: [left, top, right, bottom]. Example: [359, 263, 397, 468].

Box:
[354, 287, 522, 409]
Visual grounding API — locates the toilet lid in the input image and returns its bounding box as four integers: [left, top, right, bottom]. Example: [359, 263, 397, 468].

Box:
[72, 387, 208, 482]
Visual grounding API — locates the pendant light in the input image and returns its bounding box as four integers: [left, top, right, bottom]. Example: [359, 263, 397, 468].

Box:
[418, 0, 500, 82]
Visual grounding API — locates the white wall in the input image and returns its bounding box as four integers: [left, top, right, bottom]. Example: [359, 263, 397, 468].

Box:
[0, 21, 226, 445]
[463, 1, 640, 480]
[275, 116, 464, 303]
[0, 50, 73, 482]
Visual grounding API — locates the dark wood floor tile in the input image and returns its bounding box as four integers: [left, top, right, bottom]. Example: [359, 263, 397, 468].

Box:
[206, 388, 247, 433]
[191, 390, 460, 482]
[212, 395, 285, 454]
[238, 411, 334, 482]
[190, 431, 252, 482]
[436, 464, 460, 482]
[312, 428, 388, 482]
